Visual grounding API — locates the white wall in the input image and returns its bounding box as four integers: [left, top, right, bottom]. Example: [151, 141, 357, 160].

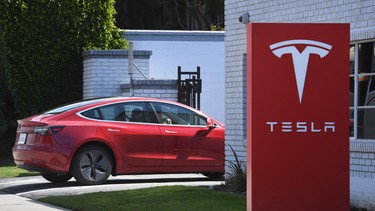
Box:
[124, 30, 225, 123]
[82, 50, 151, 100]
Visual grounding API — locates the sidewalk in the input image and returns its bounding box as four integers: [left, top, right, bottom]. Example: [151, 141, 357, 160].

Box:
[1, 176, 375, 210]
[0, 191, 70, 211]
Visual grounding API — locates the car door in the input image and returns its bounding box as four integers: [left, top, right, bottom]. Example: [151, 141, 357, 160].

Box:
[85, 102, 163, 167]
[150, 102, 224, 167]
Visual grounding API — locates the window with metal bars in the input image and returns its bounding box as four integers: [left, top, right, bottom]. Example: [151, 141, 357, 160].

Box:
[350, 41, 375, 140]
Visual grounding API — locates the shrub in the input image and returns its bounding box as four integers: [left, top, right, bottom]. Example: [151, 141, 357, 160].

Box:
[225, 145, 247, 194]
[0, 28, 16, 163]
[0, 34, 7, 136]
[0, 0, 127, 162]
[0, 0, 127, 117]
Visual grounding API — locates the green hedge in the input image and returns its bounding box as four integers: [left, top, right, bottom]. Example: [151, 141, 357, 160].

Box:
[0, 0, 127, 117]
[0, 0, 127, 162]
[0, 34, 7, 136]
[0, 33, 16, 162]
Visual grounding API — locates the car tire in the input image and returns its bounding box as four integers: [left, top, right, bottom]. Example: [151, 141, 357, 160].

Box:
[41, 172, 73, 183]
[71, 145, 112, 185]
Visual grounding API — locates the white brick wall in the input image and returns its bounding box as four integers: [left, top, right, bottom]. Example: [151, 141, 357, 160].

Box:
[123, 79, 178, 101]
[350, 142, 375, 178]
[82, 50, 152, 99]
[225, 0, 375, 175]
[83, 50, 178, 102]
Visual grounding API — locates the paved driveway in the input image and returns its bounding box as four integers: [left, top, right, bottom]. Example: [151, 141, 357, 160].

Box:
[0, 174, 224, 200]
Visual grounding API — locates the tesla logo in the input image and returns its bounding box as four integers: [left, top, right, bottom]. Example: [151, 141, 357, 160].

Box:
[266, 121, 335, 133]
[270, 39, 332, 103]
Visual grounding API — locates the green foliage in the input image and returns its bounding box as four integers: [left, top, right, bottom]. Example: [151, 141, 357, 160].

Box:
[0, 27, 17, 163]
[211, 24, 224, 31]
[116, 0, 224, 30]
[0, 34, 7, 136]
[226, 145, 247, 194]
[0, 103, 5, 135]
[0, 0, 126, 117]
[81, 0, 128, 50]
[0, 0, 126, 161]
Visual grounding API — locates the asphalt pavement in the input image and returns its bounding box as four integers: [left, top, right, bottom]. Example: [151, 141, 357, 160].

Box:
[1, 174, 375, 210]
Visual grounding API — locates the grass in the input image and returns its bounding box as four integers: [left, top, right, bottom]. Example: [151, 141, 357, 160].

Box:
[0, 165, 361, 211]
[0, 166, 39, 178]
[39, 186, 246, 211]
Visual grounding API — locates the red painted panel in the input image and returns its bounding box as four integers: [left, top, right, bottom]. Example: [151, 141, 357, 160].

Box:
[99, 121, 163, 167]
[247, 23, 349, 211]
[159, 125, 225, 168]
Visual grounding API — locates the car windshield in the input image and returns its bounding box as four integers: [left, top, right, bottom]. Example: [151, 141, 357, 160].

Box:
[44, 98, 113, 115]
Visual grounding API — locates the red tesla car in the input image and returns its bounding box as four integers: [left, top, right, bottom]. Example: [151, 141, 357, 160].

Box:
[13, 97, 225, 185]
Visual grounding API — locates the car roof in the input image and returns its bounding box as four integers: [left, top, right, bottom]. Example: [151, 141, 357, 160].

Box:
[43, 97, 196, 115]
[24, 97, 223, 127]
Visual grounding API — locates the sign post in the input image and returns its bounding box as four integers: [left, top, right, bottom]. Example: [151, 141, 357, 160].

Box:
[247, 23, 349, 210]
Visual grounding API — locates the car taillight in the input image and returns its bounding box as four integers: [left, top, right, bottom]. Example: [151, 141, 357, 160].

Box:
[33, 126, 65, 135]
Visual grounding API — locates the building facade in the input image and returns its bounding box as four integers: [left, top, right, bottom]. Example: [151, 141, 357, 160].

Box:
[124, 30, 225, 123]
[225, 0, 375, 178]
[82, 30, 225, 122]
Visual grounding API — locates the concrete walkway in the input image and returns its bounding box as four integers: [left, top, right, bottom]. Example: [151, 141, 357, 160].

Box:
[0, 175, 375, 210]
[0, 191, 70, 211]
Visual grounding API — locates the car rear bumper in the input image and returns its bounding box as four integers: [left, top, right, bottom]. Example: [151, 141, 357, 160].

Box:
[13, 145, 69, 173]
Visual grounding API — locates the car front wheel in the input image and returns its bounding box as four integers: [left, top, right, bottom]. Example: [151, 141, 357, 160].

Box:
[71, 145, 112, 185]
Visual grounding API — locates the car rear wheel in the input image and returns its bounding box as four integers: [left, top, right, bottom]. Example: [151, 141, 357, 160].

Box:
[71, 145, 112, 185]
[41, 172, 73, 183]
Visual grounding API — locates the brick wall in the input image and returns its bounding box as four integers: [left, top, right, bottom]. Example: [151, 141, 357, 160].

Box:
[121, 79, 178, 101]
[351, 142, 375, 178]
[82, 50, 152, 99]
[83, 50, 178, 102]
[225, 0, 375, 176]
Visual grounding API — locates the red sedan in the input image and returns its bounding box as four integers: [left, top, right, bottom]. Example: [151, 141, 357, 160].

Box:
[13, 97, 225, 185]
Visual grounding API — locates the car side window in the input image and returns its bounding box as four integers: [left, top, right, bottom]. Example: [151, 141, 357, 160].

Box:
[126, 103, 149, 123]
[81, 102, 151, 123]
[81, 108, 102, 119]
[150, 102, 206, 125]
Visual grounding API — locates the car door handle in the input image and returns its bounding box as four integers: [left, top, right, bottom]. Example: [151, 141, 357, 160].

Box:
[107, 128, 120, 132]
[165, 130, 177, 134]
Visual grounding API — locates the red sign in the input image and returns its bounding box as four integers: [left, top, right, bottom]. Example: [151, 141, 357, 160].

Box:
[247, 23, 349, 211]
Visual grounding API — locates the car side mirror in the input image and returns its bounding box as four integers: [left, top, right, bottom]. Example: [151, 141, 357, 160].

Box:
[206, 118, 215, 128]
